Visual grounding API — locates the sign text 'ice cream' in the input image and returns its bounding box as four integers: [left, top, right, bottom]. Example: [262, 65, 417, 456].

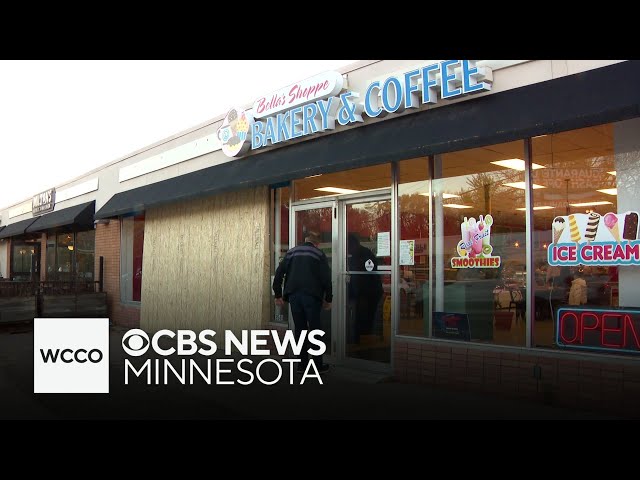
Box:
[548, 211, 640, 266]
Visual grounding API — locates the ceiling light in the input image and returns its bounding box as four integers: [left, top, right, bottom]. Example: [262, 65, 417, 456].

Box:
[607, 171, 616, 176]
[597, 188, 617, 195]
[569, 201, 614, 207]
[314, 187, 360, 194]
[442, 204, 473, 209]
[504, 182, 546, 189]
[515, 206, 554, 211]
[419, 193, 460, 198]
[490, 159, 546, 171]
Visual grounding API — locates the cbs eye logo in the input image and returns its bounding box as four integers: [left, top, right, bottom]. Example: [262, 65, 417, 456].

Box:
[122, 329, 150, 356]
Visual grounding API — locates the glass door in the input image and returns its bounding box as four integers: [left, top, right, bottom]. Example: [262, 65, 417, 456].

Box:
[11, 242, 40, 282]
[340, 194, 392, 369]
[290, 200, 337, 362]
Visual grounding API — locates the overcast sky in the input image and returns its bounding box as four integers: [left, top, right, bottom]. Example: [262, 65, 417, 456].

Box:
[0, 60, 358, 210]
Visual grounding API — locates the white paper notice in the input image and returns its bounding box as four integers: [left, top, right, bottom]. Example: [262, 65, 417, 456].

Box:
[377, 232, 390, 257]
[399, 240, 415, 265]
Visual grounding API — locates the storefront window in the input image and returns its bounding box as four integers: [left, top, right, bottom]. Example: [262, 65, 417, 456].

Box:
[397, 157, 430, 336]
[293, 164, 391, 201]
[121, 214, 145, 303]
[270, 186, 290, 324]
[532, 121, 640, 355]
[56, 233, 74, 281]
[45, 230, 95, 282]
[75, 230, 95, 281]
[431, 140, 527, 346]
[12, 243, 36, 280]
[46, 236, 55, 279]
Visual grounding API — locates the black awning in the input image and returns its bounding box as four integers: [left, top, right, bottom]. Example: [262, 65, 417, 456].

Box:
[0, 218, 38, 238]
[0, 226, 4, 236]
[96, 61, 640, 219]
[25, 201, 95, 233]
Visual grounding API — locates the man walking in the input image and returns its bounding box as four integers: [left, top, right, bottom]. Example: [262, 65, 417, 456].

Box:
[273, 230, 332, 374]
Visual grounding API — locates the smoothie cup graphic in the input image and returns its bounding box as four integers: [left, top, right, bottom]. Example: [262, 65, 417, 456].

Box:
[461, 217, 469, 248]
[479, 215, 491, 247]
[470, 222, 482, 255]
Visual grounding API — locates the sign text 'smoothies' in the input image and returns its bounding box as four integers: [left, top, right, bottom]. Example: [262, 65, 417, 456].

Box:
[451, 214, 500, 268]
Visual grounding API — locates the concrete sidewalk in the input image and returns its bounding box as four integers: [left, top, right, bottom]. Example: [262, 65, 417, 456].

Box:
[0, 325, 619, 420]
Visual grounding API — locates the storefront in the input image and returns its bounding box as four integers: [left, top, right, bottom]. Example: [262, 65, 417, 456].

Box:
[0, 188, 105, 320]
[2, 60, 639, 416]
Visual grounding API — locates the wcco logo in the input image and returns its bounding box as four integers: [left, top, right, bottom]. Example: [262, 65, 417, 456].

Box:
[34, 318, 109, 393]
[40, 348, 104, 364]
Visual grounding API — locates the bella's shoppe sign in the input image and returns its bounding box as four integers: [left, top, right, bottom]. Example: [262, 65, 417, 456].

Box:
[216, 60, 493, 157]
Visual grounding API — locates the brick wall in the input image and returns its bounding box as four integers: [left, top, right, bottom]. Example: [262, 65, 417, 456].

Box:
[394, 338, 640, 418]
[95, 221, 140, 328]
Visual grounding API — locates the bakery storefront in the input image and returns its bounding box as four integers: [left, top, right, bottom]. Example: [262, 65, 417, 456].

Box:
[5, 60, 637, 416]
[95, 60, 640, 416]
[264, 61, 640, 416]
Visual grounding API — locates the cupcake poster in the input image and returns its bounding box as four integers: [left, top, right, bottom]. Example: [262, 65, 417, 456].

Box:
[451, 214, 501, 269]
[548, 211, 640, 266]
[216, 107, 254, 157]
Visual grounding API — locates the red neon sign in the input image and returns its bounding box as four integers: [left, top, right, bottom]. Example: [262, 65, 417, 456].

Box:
[556, 307, 640, 354]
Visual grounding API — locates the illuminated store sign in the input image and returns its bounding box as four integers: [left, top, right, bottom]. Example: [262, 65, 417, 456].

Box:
[218, 60, 493, 158]
[217, 108, 254, 157]
[32, 188, 56, 216]
[252, 71, 344, 119]
[556, 307, 640, 354]
[451, 214, 501, 268]
[548, 211, 640, 266]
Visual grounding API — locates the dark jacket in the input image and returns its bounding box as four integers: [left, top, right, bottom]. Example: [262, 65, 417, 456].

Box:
[348, 244, 383, 300]
[273, 242, 332, 303]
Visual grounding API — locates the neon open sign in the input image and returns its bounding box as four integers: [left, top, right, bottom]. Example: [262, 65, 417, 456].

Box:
[556, 307, 640, 354]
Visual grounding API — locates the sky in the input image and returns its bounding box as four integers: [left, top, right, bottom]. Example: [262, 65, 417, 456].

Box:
[0, 60, 358, 210]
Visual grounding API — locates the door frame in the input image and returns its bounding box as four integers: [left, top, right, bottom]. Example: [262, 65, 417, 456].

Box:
[290, 188, 393, 373]
[338, 191, 392, 373]
[290, 199, 339, 365]
[9, 240, 41, 282]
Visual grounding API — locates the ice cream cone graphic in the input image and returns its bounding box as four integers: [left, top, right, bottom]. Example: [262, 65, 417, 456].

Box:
[568, 214, 581, 243]
[604, 212, 621, 243]
[552, 216, 566, 244]
[585, 212, 601, 242]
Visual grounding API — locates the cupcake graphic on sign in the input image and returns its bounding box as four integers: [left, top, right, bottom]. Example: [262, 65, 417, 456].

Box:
[217, 107, 254, 157]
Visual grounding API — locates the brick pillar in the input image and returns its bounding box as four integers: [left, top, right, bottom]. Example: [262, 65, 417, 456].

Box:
[40, 234, 46, 281]
[95, 220, 140, 328]
[4, 239, 9, 279]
